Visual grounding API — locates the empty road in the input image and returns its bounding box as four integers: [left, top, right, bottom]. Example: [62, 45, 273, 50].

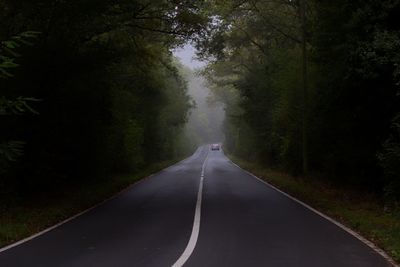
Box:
[0, 146, 392, 266]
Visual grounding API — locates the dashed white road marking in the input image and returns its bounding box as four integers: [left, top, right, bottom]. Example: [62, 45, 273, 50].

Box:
[172, 151, 209, 267]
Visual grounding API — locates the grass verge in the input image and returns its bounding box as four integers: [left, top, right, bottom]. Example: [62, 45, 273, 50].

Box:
[0, 157, 185, 249]
[229, 156, 400, 264]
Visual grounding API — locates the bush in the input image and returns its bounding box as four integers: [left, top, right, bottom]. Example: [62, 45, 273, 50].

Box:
[379, 114, 400, 202]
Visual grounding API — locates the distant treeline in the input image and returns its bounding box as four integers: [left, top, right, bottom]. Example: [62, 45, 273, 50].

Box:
[0, 0, 207, 198]
[199, 1, 400, 200]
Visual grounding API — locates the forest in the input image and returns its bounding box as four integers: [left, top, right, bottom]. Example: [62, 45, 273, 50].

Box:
[1, 0, 400, 256]
[199, 0, 400, 203]
[0, 0, 209, 201]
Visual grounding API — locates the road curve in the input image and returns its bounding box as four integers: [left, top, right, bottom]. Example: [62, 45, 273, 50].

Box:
[0, 146, 393, 266]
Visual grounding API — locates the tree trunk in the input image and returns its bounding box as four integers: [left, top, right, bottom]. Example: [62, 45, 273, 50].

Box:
[300, 0, 309, 175]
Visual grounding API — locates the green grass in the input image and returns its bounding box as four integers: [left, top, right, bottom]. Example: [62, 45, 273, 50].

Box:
[0, 158, 183, 248]
[230, 156, 400, 263]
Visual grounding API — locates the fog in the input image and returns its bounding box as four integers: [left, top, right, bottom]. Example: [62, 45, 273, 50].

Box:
[174, 45, 225, 145]
[185, 71, 225, 144]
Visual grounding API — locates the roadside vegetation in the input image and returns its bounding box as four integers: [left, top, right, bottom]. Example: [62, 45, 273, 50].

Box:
[201, 1, 400, 202]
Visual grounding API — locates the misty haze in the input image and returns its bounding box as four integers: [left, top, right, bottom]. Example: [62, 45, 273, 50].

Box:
[184, 70, 225, 145]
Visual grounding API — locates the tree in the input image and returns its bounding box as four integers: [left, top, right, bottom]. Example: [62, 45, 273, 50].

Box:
[0, 0, 208, 196]
[197, 0, 312, 173]
[0, 31, 40, 175]
[198, 0, 400, 195]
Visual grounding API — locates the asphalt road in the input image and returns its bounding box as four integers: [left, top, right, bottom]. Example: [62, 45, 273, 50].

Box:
[0, 146, 393, 267]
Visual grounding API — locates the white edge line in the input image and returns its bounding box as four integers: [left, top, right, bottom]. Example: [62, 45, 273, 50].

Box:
[172, 151, 209, 267]
[0, 149, 199, 254]
[228, 159, 399, 267]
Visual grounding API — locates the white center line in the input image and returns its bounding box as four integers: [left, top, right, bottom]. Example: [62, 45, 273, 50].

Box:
[172, 150, 209, 267]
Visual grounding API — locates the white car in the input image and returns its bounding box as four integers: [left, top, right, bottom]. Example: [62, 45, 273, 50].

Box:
[211, 144, 220, 151]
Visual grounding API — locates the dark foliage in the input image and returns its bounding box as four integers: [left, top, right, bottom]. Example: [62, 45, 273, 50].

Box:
[200, 0, 400, 200]
[0, 0, 206, 198]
